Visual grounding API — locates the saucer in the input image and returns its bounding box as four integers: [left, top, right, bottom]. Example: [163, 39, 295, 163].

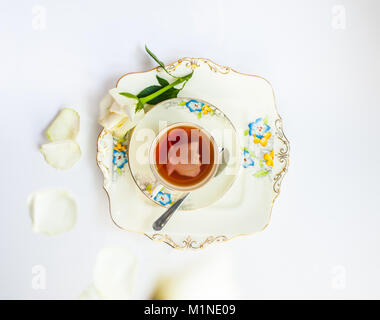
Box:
[128, 97, 240, 211]
[97, 57, 290, 249]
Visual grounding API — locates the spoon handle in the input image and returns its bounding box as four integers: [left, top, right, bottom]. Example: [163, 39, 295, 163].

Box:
[152, 193, 190, 231]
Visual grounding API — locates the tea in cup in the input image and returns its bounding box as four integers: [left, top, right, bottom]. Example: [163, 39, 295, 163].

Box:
[150, 122, 218, 191]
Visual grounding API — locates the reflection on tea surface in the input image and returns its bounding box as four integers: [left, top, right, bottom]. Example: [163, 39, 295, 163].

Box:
[155, 125, 215, 187]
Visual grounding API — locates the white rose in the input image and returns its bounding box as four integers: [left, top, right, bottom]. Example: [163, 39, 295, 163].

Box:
[98, 88, 144, 138]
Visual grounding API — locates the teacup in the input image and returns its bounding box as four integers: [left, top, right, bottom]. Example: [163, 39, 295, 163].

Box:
[149, 122, 219, 192]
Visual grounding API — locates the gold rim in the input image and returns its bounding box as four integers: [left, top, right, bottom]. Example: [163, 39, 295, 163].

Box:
[148, 120, 219, 192]
[97, 57, 290, 250]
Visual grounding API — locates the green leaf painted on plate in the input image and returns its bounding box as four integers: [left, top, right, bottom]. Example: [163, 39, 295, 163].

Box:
[253, 170, 269, 177]
[156, 75, 169, 87]
[264, 116, 268, 125]
[244, 129, 249, 136]
[209, 109, 214, 116]
[259, 160, 263, 167]
[197, 112, 202, 119]
[179, 101, 187, 106]
[117, 167, 122, 175]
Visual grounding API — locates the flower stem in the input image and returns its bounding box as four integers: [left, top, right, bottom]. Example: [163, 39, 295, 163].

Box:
[139, 72, 193, 105]
[145, 45, 179, 79]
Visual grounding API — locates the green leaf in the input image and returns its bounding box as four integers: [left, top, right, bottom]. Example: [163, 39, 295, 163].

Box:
[133, 66, 194, 111]
[145, 45, 166, 70]
[244, 129, 249, 136]
[137, 85, 180, 105]
[197, 112, 202, 119]
[264, 116, 268, 125]
[135, 100, 145, 113]
[145, 45, 176, 78]
[253, 170, 269, 177]
[117, 168, 122, 175]
[136, 85, 162, 98]
[178, 101, 187, 106]
[119, 92, 138, 100]
[156, 75, 169, 87]
[182, 71, 193, 82]
[148, 88, 180, 105]
[259, 160, 263, 167]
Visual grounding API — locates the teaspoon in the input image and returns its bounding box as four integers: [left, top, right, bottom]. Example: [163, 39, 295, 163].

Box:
[152, 148, 229, 231]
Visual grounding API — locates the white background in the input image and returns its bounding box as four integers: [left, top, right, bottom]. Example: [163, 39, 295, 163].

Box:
[0, 0, 379, 299]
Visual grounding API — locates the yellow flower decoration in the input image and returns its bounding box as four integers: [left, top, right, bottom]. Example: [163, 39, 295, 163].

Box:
[264, 150, 274, 167]
[253, 132, 271, 147]
[201, 104, 213, 115]
[145, 184, 153, 194]
[114, 142, 126, 152]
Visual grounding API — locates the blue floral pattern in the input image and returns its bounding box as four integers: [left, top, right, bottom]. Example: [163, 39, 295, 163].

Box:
[242, 149, 254, 168]
[113, 150, 127, 169]
[112, 141, 128, 173]
[185, 99, 204, 112]
[248, 118, 270, 139]
[243, 117, 274, 178]
[154, 191, 172, 206]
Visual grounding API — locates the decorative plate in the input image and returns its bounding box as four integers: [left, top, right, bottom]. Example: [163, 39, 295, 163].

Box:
[97, 58, 289, 249]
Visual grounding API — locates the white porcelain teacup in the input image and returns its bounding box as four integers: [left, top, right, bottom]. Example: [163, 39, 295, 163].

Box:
[127, 97, 240, 210]
[149, 122, 219, 192]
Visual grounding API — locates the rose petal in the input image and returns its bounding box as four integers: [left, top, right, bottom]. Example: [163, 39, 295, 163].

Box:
[78, 284, 103, 300]
[108, 88, 137, 119]
[46, 108, 80, 142]
[40, 140, 81, 170]
[93, 248, 137, 300]
[152, 257, 239, 299]
[28, 189, 77, 236]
